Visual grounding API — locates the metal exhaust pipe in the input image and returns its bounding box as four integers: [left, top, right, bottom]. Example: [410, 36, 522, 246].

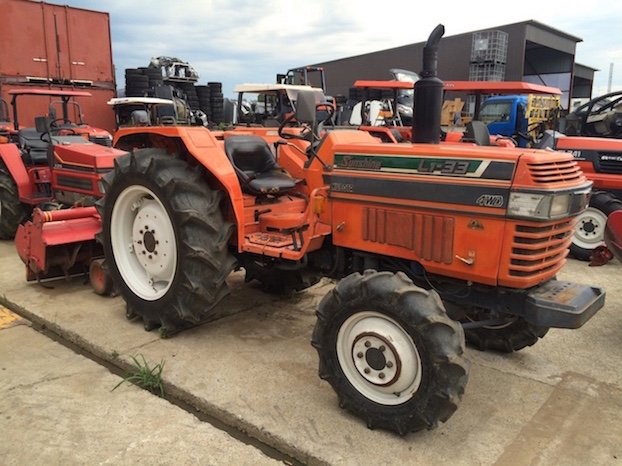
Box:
[413, 24, 445, 144]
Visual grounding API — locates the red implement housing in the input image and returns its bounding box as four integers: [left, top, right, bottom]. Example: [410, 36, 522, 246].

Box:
[15, 206, 101, 281]
[604, 210, 622, 262]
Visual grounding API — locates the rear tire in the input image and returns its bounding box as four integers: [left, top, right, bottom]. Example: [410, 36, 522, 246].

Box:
[571, 191, 622, 261]
[312, 270, 469, 435]
[97, 149, 236, 336]
[0, 169, 31, 240]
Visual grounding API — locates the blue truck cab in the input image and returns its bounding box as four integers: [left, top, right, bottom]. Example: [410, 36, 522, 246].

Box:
[478, 93, 561, 148]
[478, 95, 530, 147]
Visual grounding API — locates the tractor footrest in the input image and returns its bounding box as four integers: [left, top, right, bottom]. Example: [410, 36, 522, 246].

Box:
[246, 232, 293, 248]
[523, 280, 605, 329]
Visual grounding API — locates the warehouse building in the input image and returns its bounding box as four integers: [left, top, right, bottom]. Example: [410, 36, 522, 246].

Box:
[313, 20, 597, 111]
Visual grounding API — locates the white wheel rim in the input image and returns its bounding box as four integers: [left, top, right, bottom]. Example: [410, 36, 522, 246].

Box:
[574, 207, 608, 250]
[110, 185, 177, 300]
[337, 311, 422, 405]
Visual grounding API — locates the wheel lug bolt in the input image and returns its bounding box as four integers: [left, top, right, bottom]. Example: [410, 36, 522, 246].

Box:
[386, 361, 393, 368]
[142, 251, 146, 255]
[357, 352, 363, 358]
[364, 341, 371, 348]
[148, 255, 152, 259]
[379, 345, 385, 352]
[364, 368, 370, 374]
[137, 240, 142, 245]
[379, 372, 385, 379]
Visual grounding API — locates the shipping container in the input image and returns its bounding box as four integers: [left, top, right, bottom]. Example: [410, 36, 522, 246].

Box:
[0, 0, 116, 132]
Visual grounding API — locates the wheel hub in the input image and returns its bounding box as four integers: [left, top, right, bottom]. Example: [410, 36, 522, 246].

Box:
[580, 219, 597, 235]
[132, 201, 175, 278]
[574, 207, 608, 249]
[337, 311, 422, 405]
[352, 332, 400, 386]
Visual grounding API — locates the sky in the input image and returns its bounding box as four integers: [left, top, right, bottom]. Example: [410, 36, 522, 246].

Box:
[63, 0, 622, 99]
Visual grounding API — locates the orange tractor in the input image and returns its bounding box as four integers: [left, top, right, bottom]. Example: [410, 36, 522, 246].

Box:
[15, 25, 604, 435]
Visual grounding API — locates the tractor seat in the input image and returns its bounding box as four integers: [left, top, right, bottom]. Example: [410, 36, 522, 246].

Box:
[18, 127, 50, 164]
[224, 135, 296, 195]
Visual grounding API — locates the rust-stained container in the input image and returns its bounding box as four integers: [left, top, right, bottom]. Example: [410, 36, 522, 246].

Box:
[0, 0, 116, 133]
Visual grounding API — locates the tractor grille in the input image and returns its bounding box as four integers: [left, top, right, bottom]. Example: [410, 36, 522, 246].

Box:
[597, 153, 622, 174]
[527, 160, 583, 184]
[89, 135, 112, 147]
[507, 219, 574, 277]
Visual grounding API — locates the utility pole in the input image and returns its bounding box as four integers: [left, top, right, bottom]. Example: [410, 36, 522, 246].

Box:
[608, 63, 613, 93]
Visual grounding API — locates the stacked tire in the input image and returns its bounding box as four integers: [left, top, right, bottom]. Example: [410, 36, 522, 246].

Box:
[175, 82, 199, 110]
[208, 82, 224, 124]
[144, 66, 164, 90]
[196, 85, 211, 121]
[125, 68, 150, 97]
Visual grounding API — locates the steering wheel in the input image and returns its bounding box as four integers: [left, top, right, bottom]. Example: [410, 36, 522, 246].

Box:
[277, 102, 336, 140]
[50, 118, 72, 127]
[317, 102, 336, 125]
[39, 130, 52, 143]
[277, 112, 308, 140]
[49, 120, 79, 136]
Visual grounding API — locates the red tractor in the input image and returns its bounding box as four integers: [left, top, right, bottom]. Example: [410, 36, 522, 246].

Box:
[15, 25, 605, 435]
[0, 89, 116, 239]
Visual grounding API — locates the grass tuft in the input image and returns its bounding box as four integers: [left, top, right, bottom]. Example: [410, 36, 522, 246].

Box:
[112, 354, 165, 397]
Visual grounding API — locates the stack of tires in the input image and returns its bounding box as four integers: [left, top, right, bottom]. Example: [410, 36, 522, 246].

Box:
[123, 66, 226, 125]
[208, 82, 224, 124]
[175, 82, 200, 110]
[144, 67, 164, 89]
[124, 68, 150, 97]
[195, 85, 211, 121]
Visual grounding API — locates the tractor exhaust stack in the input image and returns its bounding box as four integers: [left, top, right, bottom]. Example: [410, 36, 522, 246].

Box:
[413, 24, 445, 144]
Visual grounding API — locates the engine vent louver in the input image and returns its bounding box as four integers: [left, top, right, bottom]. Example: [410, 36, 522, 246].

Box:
[527, 160, 582, 183]
[363, 207, 454, 263]
[506, 220, 574, 277]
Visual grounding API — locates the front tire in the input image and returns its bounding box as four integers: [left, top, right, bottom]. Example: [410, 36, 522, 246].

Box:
[571, 191, 622, 261]
[311, 270, 469, 435]
[97, 149, 236, 336]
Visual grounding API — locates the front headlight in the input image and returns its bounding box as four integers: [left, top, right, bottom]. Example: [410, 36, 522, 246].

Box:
[507, 191, 586, 220]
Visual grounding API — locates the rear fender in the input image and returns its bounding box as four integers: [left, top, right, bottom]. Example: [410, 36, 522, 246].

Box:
[115, 127, 246, 248]
[0, 143, 32, 200]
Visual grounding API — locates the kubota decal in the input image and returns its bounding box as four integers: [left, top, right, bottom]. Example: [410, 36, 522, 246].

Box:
[333, 154, 514, 180]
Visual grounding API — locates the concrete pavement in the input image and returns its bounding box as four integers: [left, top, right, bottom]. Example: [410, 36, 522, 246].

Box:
[0, 307, 282, 465]
[1, 239, 621, 465]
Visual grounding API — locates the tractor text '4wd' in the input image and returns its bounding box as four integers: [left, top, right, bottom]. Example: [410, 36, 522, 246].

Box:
[15, 25, 605, 435]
